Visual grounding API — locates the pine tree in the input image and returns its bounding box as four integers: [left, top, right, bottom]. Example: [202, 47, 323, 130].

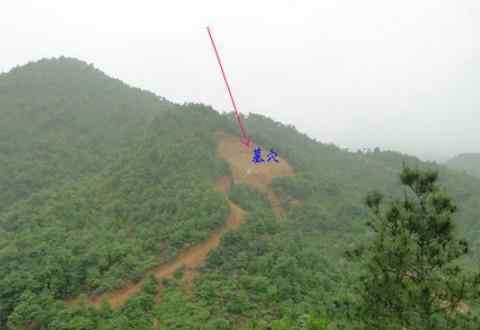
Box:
[354, 165, 480, 329]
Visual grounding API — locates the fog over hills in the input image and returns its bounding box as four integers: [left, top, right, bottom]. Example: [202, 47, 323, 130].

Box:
[1, 1, 479, 327]
[446, 153, 480, 177]
[2, 1, 478, 162]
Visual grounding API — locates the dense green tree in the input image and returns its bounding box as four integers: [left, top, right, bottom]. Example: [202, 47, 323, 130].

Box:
[352, 166, 480, 329]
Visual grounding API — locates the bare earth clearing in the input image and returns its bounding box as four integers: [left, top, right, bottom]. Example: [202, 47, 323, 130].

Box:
[65, 133, 295, 309]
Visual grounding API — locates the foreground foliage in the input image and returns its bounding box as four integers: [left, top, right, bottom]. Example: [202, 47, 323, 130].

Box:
[352, 166, 480, 329]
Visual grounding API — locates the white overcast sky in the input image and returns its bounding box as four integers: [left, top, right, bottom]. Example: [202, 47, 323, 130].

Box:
[1, 0, 478, 161]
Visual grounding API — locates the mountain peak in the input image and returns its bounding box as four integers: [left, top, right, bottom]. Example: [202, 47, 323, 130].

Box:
[1, 56, 123, 92]
[5, 56, 100, 76]
[0, 56, 169, 108]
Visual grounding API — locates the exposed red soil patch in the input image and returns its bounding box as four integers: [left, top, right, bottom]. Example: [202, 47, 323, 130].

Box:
[65, 133, 294, 309]
[216, 132, 295, 218]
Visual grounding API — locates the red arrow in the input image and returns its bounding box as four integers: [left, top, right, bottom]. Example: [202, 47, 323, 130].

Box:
[207, 26, 251, 147]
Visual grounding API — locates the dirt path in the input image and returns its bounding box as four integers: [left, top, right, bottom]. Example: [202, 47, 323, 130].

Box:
[65, 133, 294, 309]
[65, 177, 245, 309]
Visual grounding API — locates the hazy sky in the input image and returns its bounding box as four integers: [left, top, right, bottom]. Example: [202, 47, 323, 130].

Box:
[2, 0, 478, 161]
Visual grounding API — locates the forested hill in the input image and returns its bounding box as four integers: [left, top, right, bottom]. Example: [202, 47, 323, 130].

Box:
[0, 57, 175, 211]
[1, 58, 480, 329]
[447, 153, 480, 178]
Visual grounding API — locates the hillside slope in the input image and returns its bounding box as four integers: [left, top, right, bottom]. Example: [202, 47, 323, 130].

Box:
[1, 58, 480, 329]
[447, 153, 480, 178]
[0, 57, 174, 211]
[65, 132, 294, 309]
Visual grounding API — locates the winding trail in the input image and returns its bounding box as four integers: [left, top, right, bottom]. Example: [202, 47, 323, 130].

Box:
[65, 133, 294, 309]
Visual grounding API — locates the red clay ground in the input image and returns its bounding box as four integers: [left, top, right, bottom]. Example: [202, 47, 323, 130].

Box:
[216, 132, 295, 219]
[65, 133, 294, 309]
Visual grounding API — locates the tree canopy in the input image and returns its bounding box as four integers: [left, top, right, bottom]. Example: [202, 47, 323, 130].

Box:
[0, 58, 479, 329]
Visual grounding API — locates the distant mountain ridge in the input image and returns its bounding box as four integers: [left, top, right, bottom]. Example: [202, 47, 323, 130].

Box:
[446, 153, 480, 178]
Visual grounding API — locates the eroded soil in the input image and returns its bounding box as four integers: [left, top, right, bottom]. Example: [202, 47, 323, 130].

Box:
[65, 133, 294, 309]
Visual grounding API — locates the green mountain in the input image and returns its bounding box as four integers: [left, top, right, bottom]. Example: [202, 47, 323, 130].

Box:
[1, 58, 479, 329]
[446, 153, 480, 178]
[0, 57, 175, 211]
